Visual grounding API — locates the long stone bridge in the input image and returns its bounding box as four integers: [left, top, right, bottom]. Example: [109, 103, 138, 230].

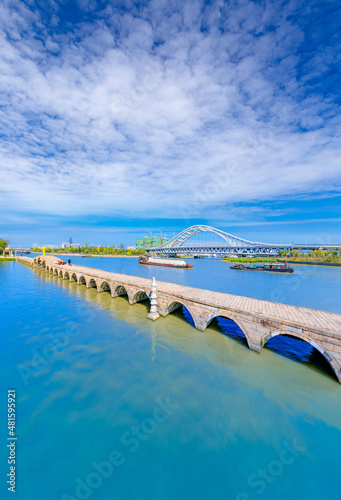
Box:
[17, 255, 341, 383]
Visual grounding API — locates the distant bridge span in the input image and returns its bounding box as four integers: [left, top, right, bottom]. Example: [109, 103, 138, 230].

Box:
[146, 225, 339, 255]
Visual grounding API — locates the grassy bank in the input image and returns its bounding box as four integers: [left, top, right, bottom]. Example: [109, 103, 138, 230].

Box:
[33, 252, 140, 258]
[222, 257, 278, 263]
[32, 246, 145, 256]
[278, 250, 340, 264]
[277, 259, 341, 267]
[0, 258, 15, 261]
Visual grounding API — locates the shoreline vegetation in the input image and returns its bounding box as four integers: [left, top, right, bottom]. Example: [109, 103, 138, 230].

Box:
[277, 259, 341, 267]
[8, 244, 341, 266]
[0, 257, 15, 261]
[277, 249, 341, 264]
[222, 257, 278, 263]
[31, 245, 145, 257]
[223, 249, 341, 265]
[44, 253, 139, 258]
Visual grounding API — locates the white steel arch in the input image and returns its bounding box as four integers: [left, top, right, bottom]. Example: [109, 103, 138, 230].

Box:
[153, 225, 288, 249]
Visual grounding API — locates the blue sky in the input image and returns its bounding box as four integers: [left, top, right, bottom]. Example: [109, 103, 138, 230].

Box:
[0, 0, 340, 246]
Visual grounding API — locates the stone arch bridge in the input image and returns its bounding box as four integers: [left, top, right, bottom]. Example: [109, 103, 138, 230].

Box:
[17, 255, 341, 383]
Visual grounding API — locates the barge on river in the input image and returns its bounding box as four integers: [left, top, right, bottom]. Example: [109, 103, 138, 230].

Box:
[230, 263, 294, 273]
[139, 256, 193, 269]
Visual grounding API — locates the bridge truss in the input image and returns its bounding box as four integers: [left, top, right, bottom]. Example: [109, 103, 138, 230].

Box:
[146, 225, 336, 256]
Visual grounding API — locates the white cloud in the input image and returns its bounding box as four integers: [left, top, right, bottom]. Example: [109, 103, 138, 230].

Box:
[0, 0, 340, 220]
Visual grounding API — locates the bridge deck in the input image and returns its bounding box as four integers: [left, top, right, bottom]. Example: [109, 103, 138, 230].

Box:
[43, 257, 341, 337]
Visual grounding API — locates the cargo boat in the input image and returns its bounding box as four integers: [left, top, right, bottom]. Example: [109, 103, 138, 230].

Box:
[230, 263, 294, 273]
[139, 256, 193, 269]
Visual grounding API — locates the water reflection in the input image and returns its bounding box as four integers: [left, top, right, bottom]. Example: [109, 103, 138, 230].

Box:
[3, 263, 341, 500]
[35, 268, 340, 393]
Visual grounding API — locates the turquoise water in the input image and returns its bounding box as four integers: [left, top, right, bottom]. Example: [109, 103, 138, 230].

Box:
[1, 261, 341, 500]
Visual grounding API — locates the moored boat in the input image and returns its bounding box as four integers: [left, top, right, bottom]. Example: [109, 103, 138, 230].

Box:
[230, 263, 294, 273]
[139, 256, 193, 268]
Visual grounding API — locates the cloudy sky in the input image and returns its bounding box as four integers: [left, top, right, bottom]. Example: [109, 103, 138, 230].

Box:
[1, 0, 340, 246]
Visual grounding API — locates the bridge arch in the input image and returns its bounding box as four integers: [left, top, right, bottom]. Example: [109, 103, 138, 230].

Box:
[87, 278, 97, 289]
[112, 284, 128, 298]
[149, 225, 289, 251]
[204, 311, 253, 348]
[36, 257, 46, 268]
[64, 271, 70, 280]
[98, 280, 111, 293]
[164, 300, 197, 328]
[78, 275, 86, 285]
[70, 273, 78, 282]
[261, 331, 340, 382]
[132, 290, 150, 304]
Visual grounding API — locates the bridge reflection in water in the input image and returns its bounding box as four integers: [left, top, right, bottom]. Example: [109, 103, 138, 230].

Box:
[17, 255, 341, 383]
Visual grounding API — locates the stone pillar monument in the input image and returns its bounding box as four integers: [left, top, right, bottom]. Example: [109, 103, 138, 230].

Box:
[147, 277, 160, 321]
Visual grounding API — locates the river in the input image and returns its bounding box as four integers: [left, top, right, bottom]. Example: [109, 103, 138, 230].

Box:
[1, 258, 340, 500]
[35, 254, 341, 313]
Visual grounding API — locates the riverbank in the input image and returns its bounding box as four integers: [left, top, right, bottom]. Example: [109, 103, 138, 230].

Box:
[0, 257, 15, 261]
[33, 252, 140, 258]
[222, 257, 278, 263]
[277, 259, 341, 267]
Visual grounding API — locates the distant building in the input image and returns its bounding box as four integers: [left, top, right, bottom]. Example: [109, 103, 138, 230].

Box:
[136, 236, 169, 249]
[127, 246, 136, 250]
[62, 242, 80, 248]
[44, 244, 60, 249]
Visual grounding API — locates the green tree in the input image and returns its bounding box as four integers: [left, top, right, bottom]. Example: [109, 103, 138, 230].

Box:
[0, 238, 9, 251]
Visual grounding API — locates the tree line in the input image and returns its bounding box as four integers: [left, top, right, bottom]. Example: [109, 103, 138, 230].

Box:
[278, 249, 341, 262]
[0, 238, 9, 251]
[31, 244, 145, 256]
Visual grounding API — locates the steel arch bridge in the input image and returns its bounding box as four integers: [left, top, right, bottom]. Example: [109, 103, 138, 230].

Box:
[145, 225, 338, 256]
[156, 225, 281, 248]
